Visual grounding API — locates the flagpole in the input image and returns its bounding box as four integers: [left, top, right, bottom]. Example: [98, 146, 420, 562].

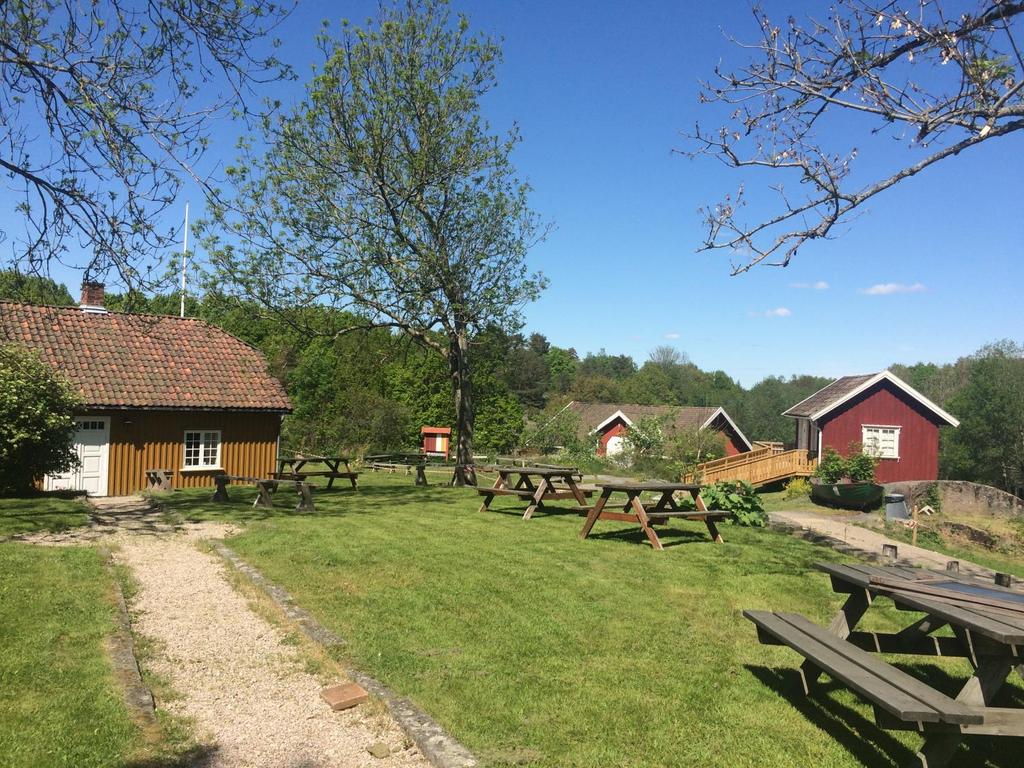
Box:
[179, 202, 190, 318]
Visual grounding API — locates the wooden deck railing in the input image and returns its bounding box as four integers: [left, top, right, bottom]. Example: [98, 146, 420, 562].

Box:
[686, 449, 817, 487]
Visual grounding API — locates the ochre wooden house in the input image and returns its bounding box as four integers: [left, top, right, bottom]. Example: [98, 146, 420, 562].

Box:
[1, 284, 291, 496]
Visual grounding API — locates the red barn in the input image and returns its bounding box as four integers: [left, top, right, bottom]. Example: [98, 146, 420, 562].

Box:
[563, 402, 752, 458]
[782, 370, 959, 483]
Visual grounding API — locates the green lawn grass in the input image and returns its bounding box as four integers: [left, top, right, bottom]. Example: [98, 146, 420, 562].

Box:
[160, 473, 1024, 767]
[0, 543, 143, 767]
[0, 493, 90, 536]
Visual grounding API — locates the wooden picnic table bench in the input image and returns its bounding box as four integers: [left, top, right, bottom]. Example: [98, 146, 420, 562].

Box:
[367, 459, 429, 486]
[144, 468, 173, 492]
[578, 481, 728, 550]
[745, 562, 1024, 767]
[476, 466, 592, 520]
[276, 455, 358, 490]
[211, 473, 315, 512]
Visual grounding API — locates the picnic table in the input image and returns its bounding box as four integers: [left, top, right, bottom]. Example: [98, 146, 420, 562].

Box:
[578, 481, 729, 550]
[476, 466, 592, 520]
[212, 474, 315, 512]
[276, 455, 359, 490]
[745, 562, 1024, 767]
[364, 453, 429, 486]
[144, 468, 173, 492]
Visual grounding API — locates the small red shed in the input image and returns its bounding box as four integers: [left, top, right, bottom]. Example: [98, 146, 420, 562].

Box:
[782, 370, 959, 483]
[421, 426, 451, 459]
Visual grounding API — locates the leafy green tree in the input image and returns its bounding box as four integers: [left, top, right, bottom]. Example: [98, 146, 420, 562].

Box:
[204, 0, 547, 485]
[578, 351, 638, 381]
[943, 342, 1024, 493]
[546, 347, 578, 394]
[0, 270, 74, 305]
[1, 0, 290, 283]
[0, 344, 80, 494]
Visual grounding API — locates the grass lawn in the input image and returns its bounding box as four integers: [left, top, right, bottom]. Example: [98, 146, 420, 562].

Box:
[0, 542, 144, 767]
[0, 493, 91, 537]
[160, 473, 1024, 767]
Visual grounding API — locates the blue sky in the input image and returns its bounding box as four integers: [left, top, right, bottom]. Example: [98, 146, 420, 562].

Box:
[4, 1, 1022, 386]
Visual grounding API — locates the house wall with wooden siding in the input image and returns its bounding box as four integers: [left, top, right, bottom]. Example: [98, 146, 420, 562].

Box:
[817, 383, 942, 483]
[91, 409, 282, 496]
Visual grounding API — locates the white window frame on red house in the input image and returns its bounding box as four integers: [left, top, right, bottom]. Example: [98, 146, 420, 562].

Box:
[862, 425, 900, 459]
[183, 429, 222, 470]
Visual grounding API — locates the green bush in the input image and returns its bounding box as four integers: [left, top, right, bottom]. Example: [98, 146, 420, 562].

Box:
[699, 480, 767, 527]
[0, 344, 81, 494]
[813, 445, 878, 484]
[784, 477, 812, 499]
[814, 448, 847, 483]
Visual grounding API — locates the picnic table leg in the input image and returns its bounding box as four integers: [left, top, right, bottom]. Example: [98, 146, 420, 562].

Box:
[523, 478, 550, 521]
[295, 483, 315, 512]
[478, 474, 506, 513]
[253, 482, 276, 508]
[415, 465, 427, 486]
[800, 588, 873, 691]
[909, 654, 1016, 768]
[211, 477, 230, 503]
[629, 494, 663, 550]
[704, 517, 725, 544]
[579, 490, 612, 539]
[565, 476, 588, 509]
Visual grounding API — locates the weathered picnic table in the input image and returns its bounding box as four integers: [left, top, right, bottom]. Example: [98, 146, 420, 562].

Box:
[144, 468, 173, 492]
[211, 474, 315, 512]
[276, 455, 359, 489]
[364, 453, 429, 486]
[578, 481, 729, 550]
[476, 466, 592, 520]
[745, 562, 1024, 767]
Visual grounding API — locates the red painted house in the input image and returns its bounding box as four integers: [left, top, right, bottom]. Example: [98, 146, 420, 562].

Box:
[782, 370, 959, 483]
[563, 402, 752, 458]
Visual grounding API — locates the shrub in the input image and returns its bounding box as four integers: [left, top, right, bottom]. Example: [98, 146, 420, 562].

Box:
[699, 480, 767, 527]
[923, 482, 943, 514]
[813, 445, 878, 484]
[814, 448, 847, 483]
[784, 477, 812, 499]
[0, 344, 81, 494]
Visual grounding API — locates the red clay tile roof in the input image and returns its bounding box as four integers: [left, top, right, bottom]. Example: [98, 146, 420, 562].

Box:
[0, 301, 291, 411]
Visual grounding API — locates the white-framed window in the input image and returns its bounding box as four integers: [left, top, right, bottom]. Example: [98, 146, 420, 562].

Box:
[862, 425, 900, 459]
[183, 430, 222, 469]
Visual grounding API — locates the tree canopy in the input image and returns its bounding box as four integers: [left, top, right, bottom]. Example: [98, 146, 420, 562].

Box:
[0, 0, 291, 284]
[690, 1, 1024, 273]
[204, 0, 547, 483]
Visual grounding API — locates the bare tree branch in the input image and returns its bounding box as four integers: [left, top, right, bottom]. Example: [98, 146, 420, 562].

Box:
[686, 0, 1024, 274]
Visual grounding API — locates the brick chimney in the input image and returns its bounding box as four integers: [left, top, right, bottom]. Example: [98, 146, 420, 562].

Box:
[80, 280, 106, 311]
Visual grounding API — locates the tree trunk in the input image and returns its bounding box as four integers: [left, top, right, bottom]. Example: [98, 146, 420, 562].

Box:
[449, 327, 476, 487]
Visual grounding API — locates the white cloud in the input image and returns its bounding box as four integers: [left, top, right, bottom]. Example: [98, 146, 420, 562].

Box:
[790, 280, 830, 290]
[751, 307, 792, 318]
[861, 282, 927, 295]
[664, 332, 680, 340]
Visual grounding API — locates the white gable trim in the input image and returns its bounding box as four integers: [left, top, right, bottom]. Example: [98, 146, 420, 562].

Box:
[808, 370, 960, 427]
[590, 409, 634, 435]
[701, 407, 754, 452]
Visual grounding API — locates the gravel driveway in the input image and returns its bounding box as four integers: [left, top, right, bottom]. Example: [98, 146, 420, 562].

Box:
[114, 522, 430, 768]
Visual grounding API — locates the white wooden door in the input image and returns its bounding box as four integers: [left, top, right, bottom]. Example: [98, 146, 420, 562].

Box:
[605, 435, 625, 456]
[44, 418, 110, 496]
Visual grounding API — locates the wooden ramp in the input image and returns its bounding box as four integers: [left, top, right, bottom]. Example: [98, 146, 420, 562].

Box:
[686, 447, 816, 487]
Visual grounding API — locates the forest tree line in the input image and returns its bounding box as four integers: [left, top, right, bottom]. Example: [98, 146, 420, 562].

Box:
[1, 270, 1021, 494]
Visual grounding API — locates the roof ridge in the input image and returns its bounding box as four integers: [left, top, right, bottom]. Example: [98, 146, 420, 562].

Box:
[0, 298, 208, 323]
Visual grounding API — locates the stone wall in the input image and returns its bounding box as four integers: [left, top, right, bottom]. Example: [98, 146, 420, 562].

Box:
[883, 480, 1024, 518]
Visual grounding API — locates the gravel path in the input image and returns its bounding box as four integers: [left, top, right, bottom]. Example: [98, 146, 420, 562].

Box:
[769, 510, 996, 578]
[114, 523, 430, 768]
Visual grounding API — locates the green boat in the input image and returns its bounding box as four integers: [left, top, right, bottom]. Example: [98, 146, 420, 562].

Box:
[810, 481, 885, 511]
